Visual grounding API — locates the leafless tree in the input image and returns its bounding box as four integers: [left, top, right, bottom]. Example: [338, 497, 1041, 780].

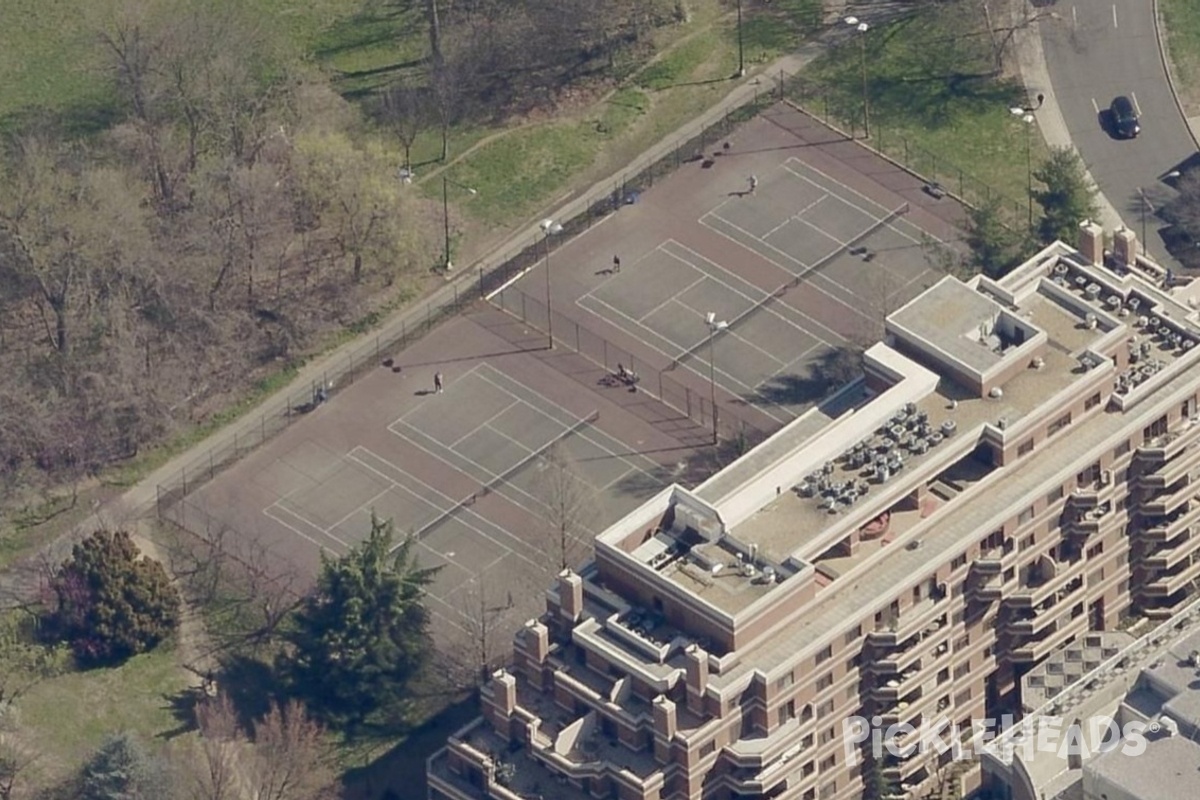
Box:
[249, 700, 338, 800]
[447, 575, 521, 687]
[529, 443, 597, 572]
[377, 84, 428, 172]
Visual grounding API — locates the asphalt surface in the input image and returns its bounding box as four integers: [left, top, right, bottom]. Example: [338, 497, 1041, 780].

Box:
[1040, 0, 1196, 266]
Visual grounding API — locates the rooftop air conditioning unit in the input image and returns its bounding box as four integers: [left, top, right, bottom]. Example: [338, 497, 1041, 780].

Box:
[1161, 716, 1178, 737]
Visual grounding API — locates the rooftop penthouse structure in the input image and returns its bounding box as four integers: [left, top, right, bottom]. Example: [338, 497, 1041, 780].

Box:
[427, 223, 1200, 800]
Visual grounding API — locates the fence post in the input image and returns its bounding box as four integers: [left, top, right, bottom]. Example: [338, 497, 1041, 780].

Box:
[778, 70, 784, 100]
[575, 321, 581, 353]
[375, 336, 380, 361]
[209, 450, 214, 480]
[479, 266, 485, 298]
[959, 169, 964, 198]
[603, 340, 609, 369]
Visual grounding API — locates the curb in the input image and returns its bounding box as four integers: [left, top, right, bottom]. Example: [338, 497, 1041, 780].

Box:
[1152, 0, 1200, 150]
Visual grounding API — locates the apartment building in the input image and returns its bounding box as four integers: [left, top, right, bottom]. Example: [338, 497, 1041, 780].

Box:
[427, 222, 1200, 800]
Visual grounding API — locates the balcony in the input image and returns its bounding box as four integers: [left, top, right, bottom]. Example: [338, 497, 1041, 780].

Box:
[972, 571, 1004, 602]
[1137, 420, 1200, 462]
[1141, 480, 1197, 516]
[874, 661, 925, 702]
[726, 715, 815, 769]
[1069, 474, 1119, 507]
[876, 626, 951, 674]
[1006, 557, 1086, 608]
[1141, 530, 1197, 569]
[879, 688, 926, 726]
[870, 596, 948, 647]
[1068, 501, 1119, 536]
[1010, 613, 1089, 662]
[974, 543, 1018, 574]
[1137, 448, 1200, 489]
[1142, 555, 1200, 597]
[1140, 501, 1200, 541]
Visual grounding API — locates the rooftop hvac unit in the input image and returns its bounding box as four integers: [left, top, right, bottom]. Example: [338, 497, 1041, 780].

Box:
[1189, 650, 1200, 668]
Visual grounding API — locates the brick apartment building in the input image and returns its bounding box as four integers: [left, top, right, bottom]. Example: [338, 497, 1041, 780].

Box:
[427, 222, 1200, 800]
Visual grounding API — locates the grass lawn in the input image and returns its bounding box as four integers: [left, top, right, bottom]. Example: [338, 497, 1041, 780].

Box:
[799, 4, 1048, 224]
[16, 645, 192, 776]
[0, 0, 352, 132]
[1161, 0, 1200, 113]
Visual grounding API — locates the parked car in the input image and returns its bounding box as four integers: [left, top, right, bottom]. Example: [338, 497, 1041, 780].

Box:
[1111, 96, 1140, 138]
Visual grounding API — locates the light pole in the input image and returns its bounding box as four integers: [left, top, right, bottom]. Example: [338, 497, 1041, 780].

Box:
[443, 175, 477, 272]
[705, 312, 728, 445]
[736, 0, 745, 78]
[1009, 96, 1044, 230]
[540, 219, 563, 348]
[845, 17, 870, 139]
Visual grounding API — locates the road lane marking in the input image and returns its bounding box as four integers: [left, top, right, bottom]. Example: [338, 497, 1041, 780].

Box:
[1112, 4, 1118, 28]
[1131, 92, 1142, 116]
[1091, 98, 1100, 115]
[1072, 6, 1078, 28]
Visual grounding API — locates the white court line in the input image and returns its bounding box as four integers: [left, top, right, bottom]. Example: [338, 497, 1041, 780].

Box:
[324, 485, 393, 537]
[702, 209, 808, 270]
[576, 292, 689, 359]
[449, 399, 520, 449]
[664, 240, 846, 347]
[346, 447, 544, 571]
[762, 195, 830, 239]
[753, 342, 828, 391]
[1112, 3, 1117, 28]
[784, 212, 915, 310]
[263, 503, 350, 551]
[781, 158, 939, 247]
[696, 215, 876, 329]
[472, 365, 676, 476]
[779, 162, 924, 248]
[482, 421, 540, 458]
[635, 273, 708, 324]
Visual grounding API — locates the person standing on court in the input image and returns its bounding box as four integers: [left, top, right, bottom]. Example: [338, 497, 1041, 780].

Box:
[434, 372, 444, 394]
[613, 255, 621, 274]
[748, 175, 758, 195]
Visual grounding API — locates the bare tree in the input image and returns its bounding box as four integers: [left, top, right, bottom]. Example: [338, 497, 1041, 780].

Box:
[377, 84, 428, 172]
[0, 734, 39, 800]
[529, 443, 598, 571]
[249, 700, 337, 800]
[447, 575, 521, 688]
[187, 694, 242, 800]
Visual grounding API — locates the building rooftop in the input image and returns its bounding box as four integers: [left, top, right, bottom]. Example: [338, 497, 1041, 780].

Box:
[890, 277, 1019, 374]
[1087, 733, 1200, 800]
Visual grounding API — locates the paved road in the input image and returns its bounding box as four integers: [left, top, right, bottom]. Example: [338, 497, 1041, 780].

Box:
[1040, 0, 1196, 265]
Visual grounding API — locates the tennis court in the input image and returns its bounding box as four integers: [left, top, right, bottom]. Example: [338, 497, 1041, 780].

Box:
[567, 151, 947, 422]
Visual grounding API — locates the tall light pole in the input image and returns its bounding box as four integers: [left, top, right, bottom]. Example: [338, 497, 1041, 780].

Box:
[845, 17, 870, 139]
[736, 0, 745, 78]
[1009, 96, 1044, 230]
[540, 219, 563, 348]
[705, 312, 728, 445]
[443, 175, 477, 271]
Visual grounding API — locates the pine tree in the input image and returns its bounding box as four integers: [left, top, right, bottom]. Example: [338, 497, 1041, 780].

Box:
[49, 530, 180, 666]
[1033, 147, 1099, 244]
[279, 513, 439, 732]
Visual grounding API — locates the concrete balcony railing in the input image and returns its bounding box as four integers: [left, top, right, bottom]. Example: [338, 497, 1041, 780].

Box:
[870, 597, 948, 647]
[1137, 420, 1200, 463]
[1137, 447, 1200, 489]
[1068, 474, 1119, 507]
[1139, 501, 1200, 541]
[1141, 482, 1197, 516]
[1010, 613, 1089, 663]
[725, 715, 814, 769]
[873, 661, 926, 702]
[1141, 530, 1198, 569]
[1142, 556, 1200, 597]
[1006, 559, 1087, 609]
[877, 631, 951, 674]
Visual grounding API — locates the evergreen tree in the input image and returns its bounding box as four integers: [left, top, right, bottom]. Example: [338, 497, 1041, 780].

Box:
[966, 199, 1034, 278]
[79, 732, 170, 800]
[1033, 147, 1099, 244]
[48, 530, 180, 666]
[279, 514, 439, 732]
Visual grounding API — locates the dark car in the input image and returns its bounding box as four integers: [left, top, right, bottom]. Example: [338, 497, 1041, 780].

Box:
[1111, 96, 1140, 138]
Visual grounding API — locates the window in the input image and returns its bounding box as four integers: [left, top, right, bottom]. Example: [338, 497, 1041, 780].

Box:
[846, 686, 858, 700]
[778, 701, 796, 725]
[1048, 412, 1072, 436]
[1144, 415, 1168, 443]
[847, 653, 862, 671]
[844, 624, 862, 645]
[1087, 543, 1104, 559]
[819, 727, 836, 745]
[1046, 486, 1064, 504]
[700, 740, 716, 757]
[952, 552, 968, 569]
[1018, 506, 1035, 525]
[983, 530, 1004, 551]
[1118, 551, 1129, 566]
[802, 761, 815, 777]
[983, 645, 993, 658]
[1183, 397, 1197, 419]
[1119, 579, 1129, 593]
[1018, 438, 1034, 456]
[1085, 392, 1102, 410]
[817, 699, 835, 719]
[937, 667, 950, 685]
[820, 755, 837, 771]
[820, 780, 837, 799]
[955, 688, 972, 705]
[1020, 534, 1035, 551]
[779, 671, 795, 689]
[956, 634, 971, 650]
[817, 672, 833, 691]
[954, 663, 970, 680]
[815, 645, 833, 665]
[1077, 462, 1101, 486]
[1114, 440, 1131, 459]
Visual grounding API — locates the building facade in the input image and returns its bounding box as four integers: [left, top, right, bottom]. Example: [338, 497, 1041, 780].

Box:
[427, 223, 1200, 800]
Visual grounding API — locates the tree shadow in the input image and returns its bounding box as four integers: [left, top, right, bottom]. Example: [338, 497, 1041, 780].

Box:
[217, 653, 280, 729]
[753, 371, 827, 407]
[159, 684, 207, 739]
